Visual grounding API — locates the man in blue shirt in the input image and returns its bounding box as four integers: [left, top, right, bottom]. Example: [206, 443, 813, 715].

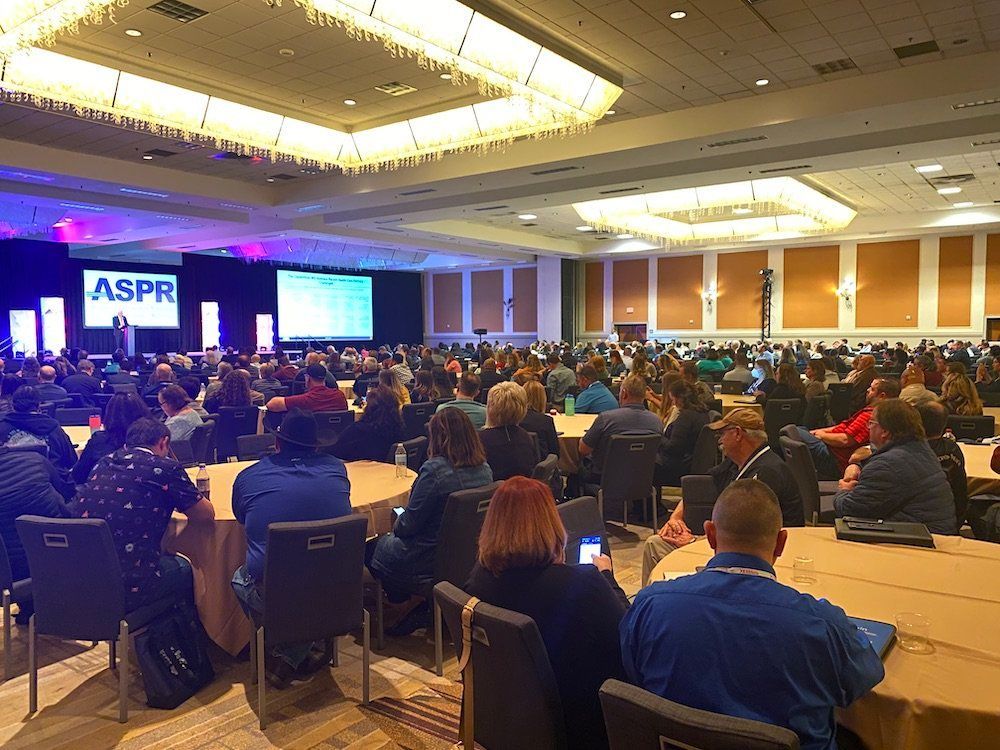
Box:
[573, 364, 619, 414]
[231, 409, 352, 688]
[621, 479, 884, 750]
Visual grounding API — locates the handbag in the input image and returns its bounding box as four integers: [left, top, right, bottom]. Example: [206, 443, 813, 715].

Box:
[135, 599, 215, 709]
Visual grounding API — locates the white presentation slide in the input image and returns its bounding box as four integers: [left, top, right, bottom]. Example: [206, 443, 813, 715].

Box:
[277, 270, 374, 341]
[83, 269, 180, 328]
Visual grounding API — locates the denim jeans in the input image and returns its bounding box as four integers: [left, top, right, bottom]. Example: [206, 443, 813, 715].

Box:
[794, 426, 843, 480]
[231, 565, 313, 669]
[126, 554, 193, 611]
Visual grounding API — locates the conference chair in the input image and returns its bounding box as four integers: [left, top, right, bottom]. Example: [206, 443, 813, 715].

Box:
[779, 436, 836, 526]
[314, 410, 354, 443]
[15, 516, 185, 723]
[237, 434, 276, 462]
[689, 423, 722, 475]
[291, 380, 307, 396]
[649, 381, 663, 396]
[432, 481, 502, 676]
[599, 679, 800, 750]
[249, 515, 371, 730]
[710, 398, 724, 414]
[680, 475, 719, 532]
[979, 390, 1000, 408]
[532, 453, 562, 501]
[1, 533, 31, 682]
[557, 496, 610, 561]
[763, 398, 805, 450]
[598, 434, 661, 529]
[92, 393, 113, 413]
[434, 397, 456, 408]
[191, 420, 215, 464]
[434, 582, 567, 750]
[826, 383, 854, 423]
[110, 383, 138, 395]
[54, 406, 102, 427]
[215, 406, 260, 461]
[386, 436, 428, 472]
[401, 402, 436, 441]
[65, 394, 87, 408]
[802, 394, 831, 430]
[946, 414, 995, 441]
[37, 402, 57, 418]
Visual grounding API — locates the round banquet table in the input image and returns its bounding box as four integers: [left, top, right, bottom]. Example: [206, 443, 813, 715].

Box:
[718, 393, 763, 415]
[338, 379, 356, 401]
[551, 412, 598, 473]
[162, 459, 416, 655]
[65, 425, 92, 456]
[960, 442, 1000, 496]
[649, 527, 1000, 750]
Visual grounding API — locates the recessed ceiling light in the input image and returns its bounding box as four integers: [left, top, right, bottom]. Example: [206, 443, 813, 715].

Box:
[84, 234, 93, 239]
[142, 154, 154, 160]
[266, 177, 275, 183]
[518, 213, 537, 220]
[937, 186, 962, 195]
[576, 225, 595, 232]
[733, 207, 753, 214]
[343, 98, 357, 106]
[220, 248, 228, 253]
[278, 48, 295, 57]
[124, 29, 142, 37]
[616, 233, 634, 239]
[440, 73, 452, 80]
[669, 11, 687, 19]
[606, 110, 616, 116]
[755, 78, 769, 86]
[954, 201, 974, 208]
[915, 164, 943, 173]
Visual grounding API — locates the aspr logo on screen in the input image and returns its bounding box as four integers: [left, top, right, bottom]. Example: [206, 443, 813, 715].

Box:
[88, 276, 176, 303]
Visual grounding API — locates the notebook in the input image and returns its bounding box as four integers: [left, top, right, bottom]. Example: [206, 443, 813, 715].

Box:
[849, 616, 896, 659]
[834, 518, 935, 548]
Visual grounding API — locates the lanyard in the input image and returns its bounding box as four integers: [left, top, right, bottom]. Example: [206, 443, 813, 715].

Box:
[734, 446, 770, 481]
[705, 565, 777, 581]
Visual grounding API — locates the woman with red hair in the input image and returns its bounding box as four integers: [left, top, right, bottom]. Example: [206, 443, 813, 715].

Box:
[465, 477, 627, 750]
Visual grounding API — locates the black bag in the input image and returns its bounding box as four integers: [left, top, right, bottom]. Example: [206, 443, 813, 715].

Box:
[135, 600, 215, 709]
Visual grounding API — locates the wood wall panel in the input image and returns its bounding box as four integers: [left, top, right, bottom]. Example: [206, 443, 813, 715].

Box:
[782, 245, 840, 329]
[937, 236, 973, 327]
[657, 255, 703, 330]
[716, 250, 768, 329]
[856, 240, 920, 327]
[986, 234, 1000, 317]
[512, 267, 537, 332]
[584, 262, 604, 331]
[471, 270, 504, 332]
[612, 259, 649, 323]
[432, 273, 463, 333]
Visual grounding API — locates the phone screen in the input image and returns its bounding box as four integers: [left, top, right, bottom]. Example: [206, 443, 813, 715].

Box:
[578, 536, 602, 565]
[393, 506, 404, 517]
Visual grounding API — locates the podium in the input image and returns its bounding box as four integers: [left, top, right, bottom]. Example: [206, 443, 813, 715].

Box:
[123, 325, 136, 357]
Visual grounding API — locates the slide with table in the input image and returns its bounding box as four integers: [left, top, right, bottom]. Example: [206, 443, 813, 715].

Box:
[277, 269, 374, 341]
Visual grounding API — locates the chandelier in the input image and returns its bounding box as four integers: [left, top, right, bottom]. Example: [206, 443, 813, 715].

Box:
[0, 0, 622, 173]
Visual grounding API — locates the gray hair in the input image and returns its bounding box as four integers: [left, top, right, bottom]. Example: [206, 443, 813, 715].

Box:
[363, 356, 378, 372]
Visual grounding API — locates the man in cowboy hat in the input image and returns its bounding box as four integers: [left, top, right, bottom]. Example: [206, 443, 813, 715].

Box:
[230, 408, 352, 688]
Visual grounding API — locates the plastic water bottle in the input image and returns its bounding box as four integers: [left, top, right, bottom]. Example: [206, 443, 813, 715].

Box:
[196, 463, 210, 500]
[394, 443, 407, 478]
[564, 394, 576, 416]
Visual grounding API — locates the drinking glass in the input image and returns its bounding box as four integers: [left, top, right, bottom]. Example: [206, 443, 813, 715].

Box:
[792, 556, 817, 584]
[895, 612, 933, 653]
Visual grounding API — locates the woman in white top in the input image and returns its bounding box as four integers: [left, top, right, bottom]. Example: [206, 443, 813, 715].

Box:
[158, 384, 204, 442]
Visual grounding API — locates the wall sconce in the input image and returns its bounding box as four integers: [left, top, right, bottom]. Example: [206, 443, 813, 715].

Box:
[837, 280, 855, 310]
[503, 296, 514, 318]
[701, 287, 717, 313]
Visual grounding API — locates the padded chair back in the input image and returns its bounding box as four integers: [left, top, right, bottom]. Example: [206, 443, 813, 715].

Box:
[215, 406, 259, 460]
[802, 394, 830, 430]
[764, 398, 805, 448]
[54, 407, 103, 426]
[313, 410, 354, 441]
[979, 390, 1000, 408]
[37, 402, 57, 418]
[111, 383, 138, 395]
[946, 414, 995, 440]
[599, 434, 660, 504]
[599, 679, 799, 750]
[779, 436, 821, 526]
[680, 475, 719, 531]
[237, 434, 276, 462]
[557, 496, 609, 559]
[434, 482, 502, 587]
[689, 424, 722, 475]
[532, 453, 562, 501]
[720, 380, 745, 395]
[261, 515, 367, 647]
[826, 383, 854, 423]
[171, 438, 195, 467]
[386, 436, 428, 472]
[434, 582, 567, 750]
[15, 516, 125, 641]
[192, 420, 214, 464]
[401, 402, 436, 441]
[93, 393, 113, 413]
[291, 379, 307, 395]
[0, 532, 13, 592]
[710, 398, 724, 414]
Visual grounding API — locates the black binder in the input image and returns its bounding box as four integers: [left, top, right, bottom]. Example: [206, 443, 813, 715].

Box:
[834, 517, 935, 548]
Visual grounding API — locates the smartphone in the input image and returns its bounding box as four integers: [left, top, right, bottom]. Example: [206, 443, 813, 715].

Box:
[578, 535, 602, 565]
[392, 506, 405, 518]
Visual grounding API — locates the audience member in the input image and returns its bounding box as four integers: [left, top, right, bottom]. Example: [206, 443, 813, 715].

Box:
[746, 357, 777, 397]
[696, 348, 726, 375]
[898, 365, 937, 407]
[352, 357, 381, 400]
[251, 363, 283, 402]
[60, 359, 101, 405]
[0, 386, 76, 472]
[722, 352, 753, 386]
[444, 353, 462, 374]
[479, 382, 539, 481]
[940, 373, 983, 416]
[76, 418, 214, 609]
[35, 366, 68, 403]
[803, 359, 827, 398]
[409, 369, 440, 404]
[143, 363, 176, 398]
[834, 399, 956, 534]
[436, 371, 487, 429]
[73, 392, 152, 484]
[679, 361, 716, 409]
[916, 401, 968, 528]
[519, 380, 560, 459]
[0, 374, 19, 415]
[267, 363, 348, 413]
[159, 384, 204, 442]
[231, 409, 352, 687]
[390, 352, 414, 386]
[545, 353, 576, 403]
[622, 480, 884, 750]
[574, 364, 619, 414]
[757, 363, 807, 407]
[330, 386, 404, 463]
[465, 477, 627, 750]
[205, 369, 254, 413]
[655, 380, 712, 487]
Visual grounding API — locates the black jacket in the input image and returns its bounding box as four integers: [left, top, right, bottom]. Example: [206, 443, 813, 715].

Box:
[657, 408, 711, 486]
[72, 429, 122, 485]
[707, 448, 805, 527]
[330, 420, 403, 463]
[0, 412, 77, 471]
[61, 373, 102, 405]
[520, 408, 560, 459]
[0, 449, 73, 581]
[479, 425, 539, 481]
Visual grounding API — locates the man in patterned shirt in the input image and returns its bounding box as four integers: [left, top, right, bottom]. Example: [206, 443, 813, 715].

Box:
[76, 418, 214, 609]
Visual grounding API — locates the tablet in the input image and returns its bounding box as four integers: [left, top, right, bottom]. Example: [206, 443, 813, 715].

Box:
[849, 616, 896, 659]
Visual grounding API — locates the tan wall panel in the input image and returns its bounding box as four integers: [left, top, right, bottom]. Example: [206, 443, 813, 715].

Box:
[657, 255, 703, 330]
[782, 245, 840, 329]
[717, 250, 768, 329]
[432, 273, 463, 333]
[471, 270, 504, 332]
[937, 236, 973, 327]
[612, 259, 649, 323]
[856, 240, 920, 327]
[986, 234, 1000, 317]
[512, 267, 537, 332]
[584, 262, 604, 331]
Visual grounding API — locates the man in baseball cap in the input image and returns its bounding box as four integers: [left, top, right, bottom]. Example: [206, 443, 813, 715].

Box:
[267, 362, 348, 414]
[641, 408, 804, 584]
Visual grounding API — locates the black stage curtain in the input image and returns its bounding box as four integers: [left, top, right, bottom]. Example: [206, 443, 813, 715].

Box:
[0, 240, 424, 355]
